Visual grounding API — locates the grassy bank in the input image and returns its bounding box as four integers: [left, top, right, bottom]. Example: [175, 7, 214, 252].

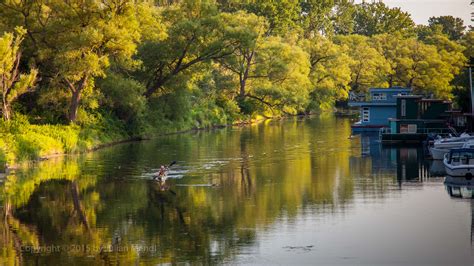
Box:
[0, 109, 268, 172]
[0, 114, 128, 171]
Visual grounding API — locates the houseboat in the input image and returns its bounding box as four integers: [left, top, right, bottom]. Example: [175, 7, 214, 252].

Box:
[348, 87, 412, 132]
[380, 95, 456, 143]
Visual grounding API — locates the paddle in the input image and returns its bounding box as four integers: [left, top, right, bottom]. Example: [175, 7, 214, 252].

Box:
[165, 161, 177, 195]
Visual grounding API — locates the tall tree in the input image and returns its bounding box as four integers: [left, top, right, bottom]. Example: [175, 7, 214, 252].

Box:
[460, 31, 474, 59]
[335, 34, 390, 93]
[372, 32, 466, 98]
[300, 0, 336, 37]
[301, 34, 352, 111]
[332, 0, 356, 35]
[428, 16, 466, 41]
[353, 2, 415, 36]
[217, 12, 310, 115]
[240, 0, 301, 35]
[1, 0, 144, 122]
[300, 0, 355, 37]
[0, 27, 37, 121]
[138, 0, 242, 98]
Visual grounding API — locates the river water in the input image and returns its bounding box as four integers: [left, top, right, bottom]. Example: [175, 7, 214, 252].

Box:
[1, 116, 474, 265]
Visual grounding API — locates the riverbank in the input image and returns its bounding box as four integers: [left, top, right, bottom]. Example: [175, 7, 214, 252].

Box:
[0, 114, 270, 172]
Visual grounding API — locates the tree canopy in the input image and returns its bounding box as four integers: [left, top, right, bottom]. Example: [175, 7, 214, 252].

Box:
[0, 0, 469, 128]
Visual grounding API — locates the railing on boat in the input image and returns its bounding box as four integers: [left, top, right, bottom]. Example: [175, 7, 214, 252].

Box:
[379, 127, 458, 140]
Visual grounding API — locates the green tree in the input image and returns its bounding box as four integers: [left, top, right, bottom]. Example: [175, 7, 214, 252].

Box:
[1, 0, 144, 122]
[372, 32, 465, 98]
[300, 0, 336, 37]
[301, 34, 352, 111]
[247, 36, 311, 115]
[332, 0, 356, 35]
[138, 0, 240, 98]
[217, 12, 310, 115]
[300, 0, 355, 37]
[460, 31, 474, 59]
[353, 2, 415, 36]
[231, 0, 301, 35]
[335, 34, 390, 92]
[52, 1, 141, 122]
[428, 16, 466, 41]
[0, 27, 37, 121]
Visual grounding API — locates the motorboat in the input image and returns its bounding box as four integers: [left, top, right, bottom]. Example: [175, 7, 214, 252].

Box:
[462, 140, 474, 149]
[443, 148, 474, 178]
[430, 146, 453, 160]
[429, 133, 474, 160]
[435, 132, 474, 144]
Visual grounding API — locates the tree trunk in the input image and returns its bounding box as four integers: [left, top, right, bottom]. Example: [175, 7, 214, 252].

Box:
[239, 77, 246, 98]
[67, 76, 88, 123]
[2, 100, 10, 121]
[239, 50, 254, 98]
[68, 89, 81, 122]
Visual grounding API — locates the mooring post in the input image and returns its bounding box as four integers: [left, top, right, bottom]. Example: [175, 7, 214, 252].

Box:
[470, 66, 473, 115]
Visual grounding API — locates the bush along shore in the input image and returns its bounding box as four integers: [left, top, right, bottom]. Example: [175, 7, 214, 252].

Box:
[0, 112, 269, 172]
[0, 1, 472, 171]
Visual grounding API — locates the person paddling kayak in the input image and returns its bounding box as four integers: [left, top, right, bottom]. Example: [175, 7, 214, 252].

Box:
[154, 165, 168, 181]
[152, 161, 176, 181]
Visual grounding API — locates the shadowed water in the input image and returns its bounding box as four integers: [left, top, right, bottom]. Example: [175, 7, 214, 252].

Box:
[0, 116, 473, 265]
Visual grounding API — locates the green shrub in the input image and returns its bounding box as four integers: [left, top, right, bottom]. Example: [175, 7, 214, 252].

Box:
[15, 131, 64, 161]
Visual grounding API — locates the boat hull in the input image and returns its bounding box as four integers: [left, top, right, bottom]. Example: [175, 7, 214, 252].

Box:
[429, 146, 450, 160]
[444, 159, 474, 178]
[351, 124, 386, 133]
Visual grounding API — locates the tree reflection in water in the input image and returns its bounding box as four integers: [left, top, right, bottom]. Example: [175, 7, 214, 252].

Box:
[0, 116, 451, 264]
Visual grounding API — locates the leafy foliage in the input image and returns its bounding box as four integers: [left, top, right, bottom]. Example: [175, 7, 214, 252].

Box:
[353, 2, 415, 36]
[0, 27, 37, 120]
[335, 35, 390, 92]
[428, 16, 466, 41]
[0, 0, 470, 166]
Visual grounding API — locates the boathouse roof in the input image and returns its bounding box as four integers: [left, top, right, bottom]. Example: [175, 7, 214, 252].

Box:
[369, 87, 412, 93]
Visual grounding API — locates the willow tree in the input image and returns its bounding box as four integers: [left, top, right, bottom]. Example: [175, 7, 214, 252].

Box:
[50, 1, 143, 122]
[138, 0, 240, 98]
[0, 0, 146, 122]
[335, 34, 390, 93]
[0, 27, 37, 121]
[428, 16, 466, 41]
[300, 0, 355, 37]
[418, 32, 466, 98]
[301, 34, 352, 111]
[217, 12, 310, 115]
[372, 32, 465, 99]
[353, 1, 415, 36]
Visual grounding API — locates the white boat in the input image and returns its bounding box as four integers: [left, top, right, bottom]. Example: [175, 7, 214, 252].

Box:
[429, 133, 474, 160]
[443, 148, 474, 178]
[436, 132, 473, 144]
[462, 140, 474, 149]
[429, 146, 452, 160]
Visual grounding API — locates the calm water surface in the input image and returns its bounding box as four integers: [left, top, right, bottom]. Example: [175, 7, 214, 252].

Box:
[1, 116, 474, 265]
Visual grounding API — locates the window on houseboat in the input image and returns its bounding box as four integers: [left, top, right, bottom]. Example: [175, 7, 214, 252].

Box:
[362, 107, 369, 122]
[400, 124, 407, 133]
[400, 124, 417, 134]
[401, 99, 406, 117]
[372, 93, 387, 100]
[407, 124, 417, 133]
